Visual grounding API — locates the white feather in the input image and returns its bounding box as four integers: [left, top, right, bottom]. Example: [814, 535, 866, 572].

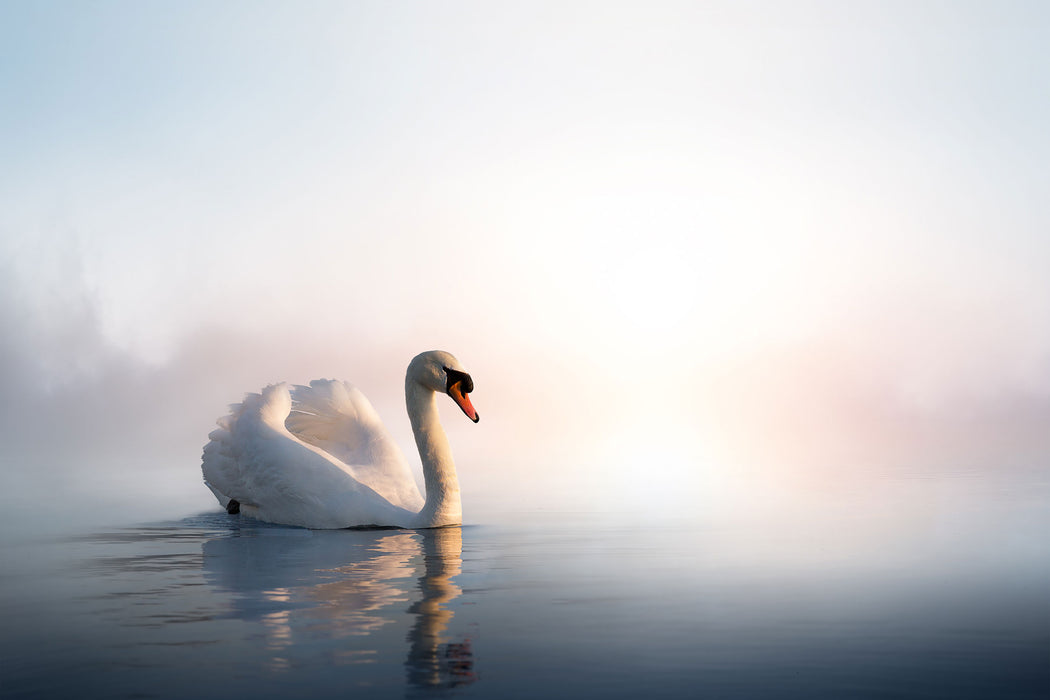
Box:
[201, 351, 475, 529]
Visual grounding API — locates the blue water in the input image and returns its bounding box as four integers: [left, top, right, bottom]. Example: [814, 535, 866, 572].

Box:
[2, 476, 1048, 699]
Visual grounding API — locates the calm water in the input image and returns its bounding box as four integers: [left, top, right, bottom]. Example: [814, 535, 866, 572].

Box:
[2, 475, 1048, 699]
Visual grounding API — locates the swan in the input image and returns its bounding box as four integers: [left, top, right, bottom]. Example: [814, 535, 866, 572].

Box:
[201, 350, 479, 529]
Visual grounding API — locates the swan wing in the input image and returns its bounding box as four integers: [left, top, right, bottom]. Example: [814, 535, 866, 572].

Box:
[286, 379, 424, 511]
[202, 384, 417, 528]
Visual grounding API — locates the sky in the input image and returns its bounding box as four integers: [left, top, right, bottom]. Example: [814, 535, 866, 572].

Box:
[2, 1, 1049, 530]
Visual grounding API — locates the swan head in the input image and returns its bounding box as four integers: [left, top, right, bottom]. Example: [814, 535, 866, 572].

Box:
[408, 350, 480, 423]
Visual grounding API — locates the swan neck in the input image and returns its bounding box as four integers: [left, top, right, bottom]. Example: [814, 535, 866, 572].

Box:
[406, 380, 462, 527]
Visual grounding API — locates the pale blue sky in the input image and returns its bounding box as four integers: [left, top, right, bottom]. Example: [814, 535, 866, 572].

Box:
[2, 1, 1049, 523]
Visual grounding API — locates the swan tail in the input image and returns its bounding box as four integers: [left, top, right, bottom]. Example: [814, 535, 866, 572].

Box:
[201, 384, 293, 510]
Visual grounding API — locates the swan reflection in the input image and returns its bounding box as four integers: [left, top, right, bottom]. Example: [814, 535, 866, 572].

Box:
[202, 525, 476, 688]
[406, 527, 476, 688]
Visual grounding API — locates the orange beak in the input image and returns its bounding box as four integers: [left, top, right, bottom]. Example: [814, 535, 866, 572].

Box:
[448, 381, 479, 423]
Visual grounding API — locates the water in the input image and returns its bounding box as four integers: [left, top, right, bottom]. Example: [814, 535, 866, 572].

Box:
[2, 475, 1048, 699]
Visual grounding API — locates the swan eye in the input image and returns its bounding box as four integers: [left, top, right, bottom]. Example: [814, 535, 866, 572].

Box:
[443, 366, 474, 393]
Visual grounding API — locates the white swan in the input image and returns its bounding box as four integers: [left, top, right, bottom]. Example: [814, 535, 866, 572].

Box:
[201, 350, 479, 529]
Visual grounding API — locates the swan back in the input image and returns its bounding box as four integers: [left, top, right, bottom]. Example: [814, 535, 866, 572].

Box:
[202, 382, 422, 528]
[286, 380, 424, 511]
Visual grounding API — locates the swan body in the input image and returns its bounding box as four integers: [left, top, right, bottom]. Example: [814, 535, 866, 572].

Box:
[201, 350, 479, 529]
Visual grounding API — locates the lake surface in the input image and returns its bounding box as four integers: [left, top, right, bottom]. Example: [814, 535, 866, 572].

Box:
[2, 474, 1048, 699]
